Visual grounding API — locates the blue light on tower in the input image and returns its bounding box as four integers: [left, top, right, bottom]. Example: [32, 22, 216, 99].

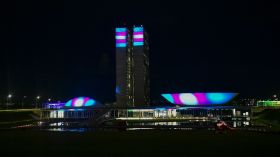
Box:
[116, 28, 126, 32]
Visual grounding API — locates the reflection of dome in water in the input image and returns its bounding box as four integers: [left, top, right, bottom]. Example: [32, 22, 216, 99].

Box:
[65, 97, 96, 107]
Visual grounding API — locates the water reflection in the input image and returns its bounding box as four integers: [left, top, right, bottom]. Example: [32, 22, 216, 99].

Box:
[37, 120, 251, 132]
[47, 128, 86, 132]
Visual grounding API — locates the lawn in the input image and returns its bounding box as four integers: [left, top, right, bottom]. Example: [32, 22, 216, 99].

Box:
[252, 108, 280, 130]
[0, 110, 37, 128]
[0, 130, 279, 156]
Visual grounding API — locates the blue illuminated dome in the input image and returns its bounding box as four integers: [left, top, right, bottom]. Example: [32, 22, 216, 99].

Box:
[65, 97, 97, 107]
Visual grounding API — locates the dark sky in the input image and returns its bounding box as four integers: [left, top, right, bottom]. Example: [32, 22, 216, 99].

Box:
[1, 0, 280, 102]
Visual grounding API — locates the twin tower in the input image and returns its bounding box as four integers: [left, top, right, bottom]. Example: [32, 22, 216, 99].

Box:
[115, 26, 150, 107]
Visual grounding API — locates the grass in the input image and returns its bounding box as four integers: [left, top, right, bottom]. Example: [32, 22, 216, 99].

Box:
[0, 130, 279, 156]
[0, 111, 34, 122]
[0, 111, 37, 128]
[0, 109, 279, 156]
[252, 108, 280, 130]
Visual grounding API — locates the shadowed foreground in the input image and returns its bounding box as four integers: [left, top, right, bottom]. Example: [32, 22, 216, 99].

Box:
[0, 130, 279, 156]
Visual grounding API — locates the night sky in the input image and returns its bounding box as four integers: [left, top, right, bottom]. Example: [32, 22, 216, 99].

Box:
[1, 0, 279, 103]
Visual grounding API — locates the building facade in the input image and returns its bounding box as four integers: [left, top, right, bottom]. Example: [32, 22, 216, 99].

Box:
[115, 26, 150, 107]
[132, 26, 150, 107]
[115, 27, 134, 107]
[257, 100, 280, 107]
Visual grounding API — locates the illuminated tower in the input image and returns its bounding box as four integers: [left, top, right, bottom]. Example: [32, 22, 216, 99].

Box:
[132, 26, 150, 106]
[115, 27, 134, 107]
[115, 26, 150, 107]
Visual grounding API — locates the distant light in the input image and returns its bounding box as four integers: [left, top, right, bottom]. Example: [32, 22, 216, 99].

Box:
[37, 96, 40, 100]
[8, 94, 12, 98]
[48, 98, 51, 102]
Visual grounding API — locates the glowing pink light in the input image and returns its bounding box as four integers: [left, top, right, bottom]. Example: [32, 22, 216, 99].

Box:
[116, 32, 126, 36]
[116, 39, 126, 43]
[194, 93, 209, 104]
[173, 94, 183, 104]
[72, 98, 78, 106]
[133, 32, 143, 35]
[134, 38, 144, 42]
[83, 97, 89, 103]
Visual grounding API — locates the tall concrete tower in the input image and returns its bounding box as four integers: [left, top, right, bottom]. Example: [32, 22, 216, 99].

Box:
[115, 26, 150, 107]
[115, 27, 133, 107]
[132, 26, 150, 106]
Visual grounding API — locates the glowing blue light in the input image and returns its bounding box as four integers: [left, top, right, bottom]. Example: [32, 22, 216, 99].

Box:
[68, 109, 84, 111]
[65, 100, 72, 107]
[116, 28, 126, 32]
[133, 27, 143, 32]
[116, 86, 121, 94]
[206, 93, 234, 104]
[116, 43, 127, 47]
[84, 99, 95, 106]
[155, 108, 166, 111]
[179, 93, 198, 105]
[161, 94, 174, 103]
[133, 42, 144, 46]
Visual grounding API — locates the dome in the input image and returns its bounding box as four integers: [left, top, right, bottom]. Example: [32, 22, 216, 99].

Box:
[161, 93, 238, 105]
[65, 97, 97, 107]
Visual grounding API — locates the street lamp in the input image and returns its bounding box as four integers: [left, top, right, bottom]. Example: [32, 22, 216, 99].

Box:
[7, 94, 12, 109]
[36, 96, 40, 108]
[48, 98, 51, 102]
